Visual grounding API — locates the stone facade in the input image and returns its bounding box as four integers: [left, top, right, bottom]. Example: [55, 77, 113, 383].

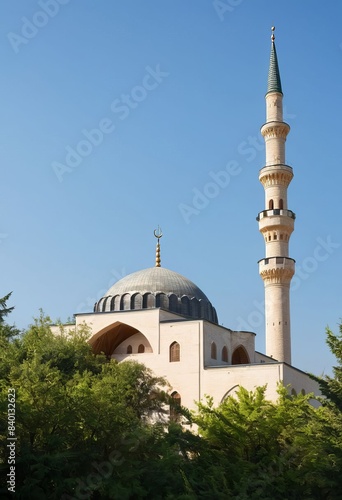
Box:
[65, 308, 318, 411]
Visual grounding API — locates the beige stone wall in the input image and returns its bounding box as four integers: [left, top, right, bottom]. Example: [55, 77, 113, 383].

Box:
[54, 309, 319, 412]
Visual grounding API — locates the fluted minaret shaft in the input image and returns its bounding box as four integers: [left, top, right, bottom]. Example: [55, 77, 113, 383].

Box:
[257, 30, 295, 364]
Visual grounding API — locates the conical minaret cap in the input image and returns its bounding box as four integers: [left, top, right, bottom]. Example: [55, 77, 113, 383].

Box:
[267, 27, 283, 95]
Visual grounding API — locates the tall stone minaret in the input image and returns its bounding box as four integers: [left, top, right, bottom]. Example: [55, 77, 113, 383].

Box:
[257, 28, 295, 364]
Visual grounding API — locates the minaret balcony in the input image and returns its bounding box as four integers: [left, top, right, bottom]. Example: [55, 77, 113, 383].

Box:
[257, 208, 295, 221]
[258, 257, 295, 283]
[259, 164, 293, 187]
[260, 121, 290, 140]
[257, 209, 295, 232]
[259, 164, 293, 176]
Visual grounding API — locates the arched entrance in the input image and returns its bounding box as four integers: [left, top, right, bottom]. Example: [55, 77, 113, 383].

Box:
[232, 345, 250, 365]
[88, 321, 152, 357]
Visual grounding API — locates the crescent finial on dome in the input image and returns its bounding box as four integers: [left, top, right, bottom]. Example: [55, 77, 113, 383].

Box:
[154, 226, 162, 267]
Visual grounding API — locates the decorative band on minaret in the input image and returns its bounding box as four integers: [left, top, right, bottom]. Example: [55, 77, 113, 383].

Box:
[257, 27, 295, 364]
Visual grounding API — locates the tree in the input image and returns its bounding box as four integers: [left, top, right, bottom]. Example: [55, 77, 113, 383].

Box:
[0, 292, 20, 343]
[309, 323, 342, 495]
[0, 314, 177, 499]
[0, 292, 14, 323]
[189, 384, 341, 499]
[311, 323, 342, 411]
[2, 313, 342, 498]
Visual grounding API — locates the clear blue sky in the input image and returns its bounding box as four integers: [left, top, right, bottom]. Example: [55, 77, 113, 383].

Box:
[1, 1, 341, 376]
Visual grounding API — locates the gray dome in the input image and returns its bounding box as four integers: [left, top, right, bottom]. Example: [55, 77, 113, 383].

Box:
[94, 267, 218, 324]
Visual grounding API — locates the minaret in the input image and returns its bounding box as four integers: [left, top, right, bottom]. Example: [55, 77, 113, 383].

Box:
[257, 28, 295, 364]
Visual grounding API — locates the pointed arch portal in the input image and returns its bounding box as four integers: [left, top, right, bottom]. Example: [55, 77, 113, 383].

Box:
[232, 345, 250, 365]
[88, 321, 151, 357]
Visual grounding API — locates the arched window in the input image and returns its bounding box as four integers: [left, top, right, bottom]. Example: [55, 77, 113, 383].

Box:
[143, 293, 155, 309]
[102, 297, 110, 312]
[131, 293, 143, 310]
[170, 391, 181, 421]
[232, 345, 250, 365]
[279, 199, 284, 209]
[211, 342, 217, 360]
[181, 296, 190, 316]
[169, 341, 180, 362]
[291, 388, 297, 397]
[127, 345, 132, 354]
[222, 346, 228, 363]
[269, 199, 274, 210]
[169, 294, 178, 313]
[121, 293, 131, 311]
[111, 295, 120, 311]
[190, 297, 200, 318]
[156, 293, 168, 309]
[138, 344, 145, 353]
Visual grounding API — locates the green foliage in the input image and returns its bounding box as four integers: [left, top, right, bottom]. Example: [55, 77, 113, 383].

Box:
[0, 292, 14, 323]
[1, 311, 342, 499]
[311, 324, 342, 411]
[0, 314, 176, 498]
[309, 324, 342, 495]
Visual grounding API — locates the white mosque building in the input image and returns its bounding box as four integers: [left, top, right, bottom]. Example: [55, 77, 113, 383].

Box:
[63, 30, 319, 410]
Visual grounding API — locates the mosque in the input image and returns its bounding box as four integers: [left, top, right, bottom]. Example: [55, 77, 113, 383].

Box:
[63, 29, 319, 410]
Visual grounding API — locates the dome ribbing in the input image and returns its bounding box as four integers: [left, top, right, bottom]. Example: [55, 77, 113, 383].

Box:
[94, 267, 218, 324]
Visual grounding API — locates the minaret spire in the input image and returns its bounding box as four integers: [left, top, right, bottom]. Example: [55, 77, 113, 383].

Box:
[257, 28, 295, 364]
[267, 27, 282, 95]
[154, 226, 163, 267]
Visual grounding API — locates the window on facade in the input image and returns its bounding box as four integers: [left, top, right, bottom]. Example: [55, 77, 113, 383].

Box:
[127, 345, 132, 354]
[211, 342, 217, 360]
[269, 199, 274, 210]
[222, 346, 228, 363]
[138, 344, 145, 353]
[169, 341, 180, 362]
[279, 199, 284, 209]
[170, 391, 181, 422]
